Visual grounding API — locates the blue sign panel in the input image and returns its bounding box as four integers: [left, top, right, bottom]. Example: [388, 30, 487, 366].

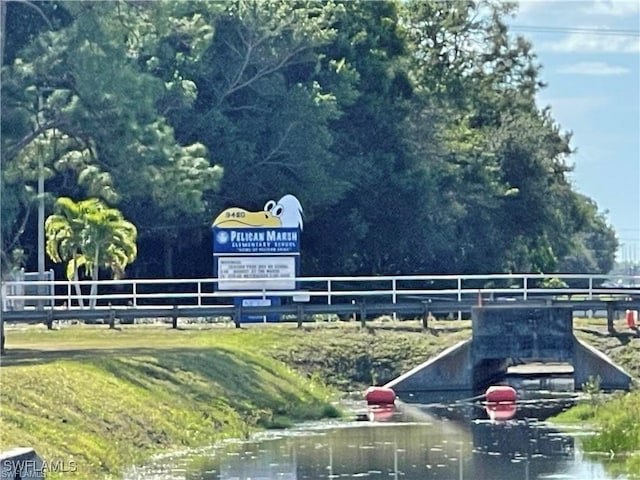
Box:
[213, 227, 300, 254]
[234, 296, 282, 323]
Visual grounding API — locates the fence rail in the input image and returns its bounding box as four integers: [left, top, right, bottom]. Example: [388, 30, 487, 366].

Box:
[1, 273, 639, 324]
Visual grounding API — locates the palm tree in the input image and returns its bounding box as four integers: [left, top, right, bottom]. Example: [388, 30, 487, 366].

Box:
[45, 197, 90, 307]
[45, 197, 137, 308]
[82, 202, 137, 308]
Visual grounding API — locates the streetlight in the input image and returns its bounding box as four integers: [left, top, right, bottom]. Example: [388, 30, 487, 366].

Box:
[37, 88, 53, 308]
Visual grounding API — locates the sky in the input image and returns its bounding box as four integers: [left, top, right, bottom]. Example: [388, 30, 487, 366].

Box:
[508, 0, 640, 264]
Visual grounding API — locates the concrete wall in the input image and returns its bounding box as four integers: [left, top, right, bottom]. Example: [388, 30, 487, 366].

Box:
[472, 306, 574, 362]
[0, 447, 44, 479]
[386, 340, 474, 393]
[385, 306, 632, 395]
[385, 338, 512, 393]
[573, 337, 632, 390]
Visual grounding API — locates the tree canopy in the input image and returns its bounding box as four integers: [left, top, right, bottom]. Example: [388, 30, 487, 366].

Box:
[1, 0, 618, 279]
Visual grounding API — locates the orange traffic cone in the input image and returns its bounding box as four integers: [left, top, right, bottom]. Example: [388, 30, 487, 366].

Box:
[626, 310, 637, 329]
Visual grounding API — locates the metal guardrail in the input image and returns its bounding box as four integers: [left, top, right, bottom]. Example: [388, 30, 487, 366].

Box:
[1, 273, 639, 325]
[2, 273, 640, 305]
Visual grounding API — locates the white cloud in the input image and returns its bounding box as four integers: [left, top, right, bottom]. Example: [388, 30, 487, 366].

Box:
[515, 0, 587, 15]
[582, 0, 640, 17]
[515, 0, 549, 15]
[537, 95, 609, 124]
[542, 31, 640, 53]
[557, 61, 630, 75]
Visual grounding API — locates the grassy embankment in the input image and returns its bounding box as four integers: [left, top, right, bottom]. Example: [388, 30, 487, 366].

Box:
[0, 320, 470, 479]
[554, 316, 640, 476]
[1, 316, 639, 478]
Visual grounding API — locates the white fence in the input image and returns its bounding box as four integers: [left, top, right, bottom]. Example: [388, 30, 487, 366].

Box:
[2, 273, 639, 312]
[1, 269, 55, 310]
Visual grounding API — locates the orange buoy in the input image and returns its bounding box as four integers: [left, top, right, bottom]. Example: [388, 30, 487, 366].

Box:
[485, 385, 517, 403]
[364, 386, 396, 405]
[485, 401, 517, 421]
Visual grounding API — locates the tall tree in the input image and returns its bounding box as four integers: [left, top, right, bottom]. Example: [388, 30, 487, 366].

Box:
[303, 0, 420, 275]
[3, 0, 619, 279]
[399, 0, 613, 273]
[167, 0, 345, 209]
[45, 197, 137, 308]
[80, 199, 137, 308]
[1, 1, 222, 276]
[44, 196, 87, 306]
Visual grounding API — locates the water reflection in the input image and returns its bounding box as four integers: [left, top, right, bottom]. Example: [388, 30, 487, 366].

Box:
[126, 388, 622, 480]
[484, 400, 517, 421]
[471, 417, 574, 479]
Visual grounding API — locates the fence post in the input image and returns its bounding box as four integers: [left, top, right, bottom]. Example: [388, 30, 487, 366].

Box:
[359, 302, 367, 328]
[109, 307, 116, 329]
[0, 316, 5, 355]
[457, 277, 462, 320]
[392, 278, 397, 321]
[172, 304, 178, 329]
[234, 305, 242, 328]
[133, 281, 138, 307]
[46, 310, 54, 330]
[606, 302, 616, 335]
[422, 302, 430, 331]
[297, 303, 304, 329]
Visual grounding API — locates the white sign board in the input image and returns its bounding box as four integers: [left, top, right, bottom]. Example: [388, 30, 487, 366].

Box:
[217, 256, 296, 290]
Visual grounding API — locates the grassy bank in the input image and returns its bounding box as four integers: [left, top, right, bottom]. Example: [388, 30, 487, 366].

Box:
[552, 317, 640, 476]
[551, 391, 640, 476]
[1, 317, 639, 478]
[573, 317, 640, 382]
[0, 321, 468, 479]
[0, 325, 344, 479]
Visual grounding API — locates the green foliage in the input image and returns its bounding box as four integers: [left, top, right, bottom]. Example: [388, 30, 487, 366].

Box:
[45, 197, 137, 306]
[1, 0, 619, 277]
[581, 375, 602, 395]
[539, 277, 569, 289]
[2, 1, 221, 276]
[554, 391, 640, 476]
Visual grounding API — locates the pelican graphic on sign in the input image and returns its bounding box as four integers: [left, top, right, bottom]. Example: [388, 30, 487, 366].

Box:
[263, 194, 304, 230]
[213, 194, 304, 230]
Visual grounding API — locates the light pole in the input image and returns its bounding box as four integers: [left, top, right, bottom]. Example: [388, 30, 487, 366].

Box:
[37, 89, 49, 308]
[38, 154, 44, 281]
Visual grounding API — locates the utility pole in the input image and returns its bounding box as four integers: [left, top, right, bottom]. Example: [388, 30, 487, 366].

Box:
[37, 90, 47, 309]
[38, 155, 44, 275]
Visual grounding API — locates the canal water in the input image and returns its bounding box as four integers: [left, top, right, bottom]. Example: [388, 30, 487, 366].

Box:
[125, 381, 632, 480]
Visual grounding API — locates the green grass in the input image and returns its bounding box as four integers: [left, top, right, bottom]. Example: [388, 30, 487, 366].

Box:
[551, 391, 640, 476]
[2, 316, 638, 479]
[0, 320, 469, 479]
[549, 316, 640, 477]
[0, 325, 347, 479]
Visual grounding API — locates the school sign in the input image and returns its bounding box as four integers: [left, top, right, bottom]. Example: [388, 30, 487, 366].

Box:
[211, 195, 303, 320]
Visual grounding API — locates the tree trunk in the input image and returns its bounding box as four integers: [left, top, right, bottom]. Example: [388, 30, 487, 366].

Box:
[163, 233, 173, 278]
[72, 253, 84, 309]
[89, 246, 100, 309]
